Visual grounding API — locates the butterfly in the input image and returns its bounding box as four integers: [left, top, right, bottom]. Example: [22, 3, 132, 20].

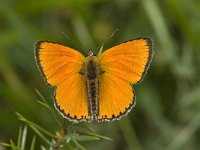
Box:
[34, 38, 153, 122]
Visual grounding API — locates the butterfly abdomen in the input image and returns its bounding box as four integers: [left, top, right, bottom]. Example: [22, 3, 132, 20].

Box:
[84, 55, 101, 120]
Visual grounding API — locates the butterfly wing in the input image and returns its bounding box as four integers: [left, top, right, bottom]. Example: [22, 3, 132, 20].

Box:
[55, 73, 90, 121]
[98, 73, 135, 121]
[97, 38, 153, 121]
[34, 41, 90, 121]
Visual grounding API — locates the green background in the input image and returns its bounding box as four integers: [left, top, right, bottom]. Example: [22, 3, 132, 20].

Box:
[1, 0, 200, 149]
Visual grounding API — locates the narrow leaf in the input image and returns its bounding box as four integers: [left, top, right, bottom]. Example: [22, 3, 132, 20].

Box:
[41, 145, 47, 150]
[30, 136, 36, 150]
[30, 125, 51, 145]
[86, 132, 112, 141]
[35, 89, 63, 128]
[72, 136, 86, 150]
[37, 100, 51, 110]
[35, 89, 48, 104]
[1, 143, 12, 147]
[10, 139, 19, 150]
[21, 126, 27, 150]
[97, 44, 104, 56]
[37, 100, 62, 128]
[75, 135, 100, 141]
[17, 126, 22, 147]
[74, 124, 95, 133]
[16, 112, 56, 138]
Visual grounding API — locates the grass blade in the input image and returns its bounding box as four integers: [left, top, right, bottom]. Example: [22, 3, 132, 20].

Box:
[37, 100, 51, 110]
[35, 89, 48, 104]
[41, 145, 47, 150]
[75, 135, 100, 141]
[30, 136, 36, 150]
[35, 90, 62, 128]
[85, 132, 112, 141]
[74, 124, 95, 133]
[10, 139, 19, 150]
[72, 133, 86, 150]
[16, 112, 56, 138]
[1, 143, 12, 148]
[118, 117, 142, 150]
[30, 125, 51, 145]
[21, 126, 27, 150]
[97, 44, 104, 56]
[17, 126, 22, 147]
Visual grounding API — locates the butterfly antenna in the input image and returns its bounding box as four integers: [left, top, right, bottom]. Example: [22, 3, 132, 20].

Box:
[62, 32, 85, 52]
[97, 28, 119, 56]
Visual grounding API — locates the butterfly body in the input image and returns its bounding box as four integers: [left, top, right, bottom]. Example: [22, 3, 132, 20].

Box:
[34, 38, 153, 122]
[81, 52, 102, 120]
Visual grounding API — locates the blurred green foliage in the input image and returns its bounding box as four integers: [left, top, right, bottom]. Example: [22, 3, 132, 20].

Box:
[0, 0, 200, 149]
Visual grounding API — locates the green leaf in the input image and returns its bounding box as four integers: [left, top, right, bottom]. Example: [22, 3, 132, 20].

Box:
[16, 112, 56, 138]
[97, 28, 119, 56]
[29, 125, 51, 145]
[37, 99, 62, 126]
[85, 132, 112, 141]
[10, 139, 19, 150]
[35, 89, 48, 104]
[35, 90, 62, 128]
[75, 135, 100, 141]
[17, 126, 22, 147]
[72, 134, 86, 150]
[30, 136, 36, 150]
[1, 142, 12, 147]
[21, 126, 27, 150]
[65, 135, 71, 143]
[97, 44, 104, 56]
[40, 145, 47, 150]
[74, 124, 95, 133]
[37, 100, 51, 110]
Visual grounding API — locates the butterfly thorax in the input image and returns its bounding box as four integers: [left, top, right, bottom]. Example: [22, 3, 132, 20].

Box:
[80, 53, 103, 120]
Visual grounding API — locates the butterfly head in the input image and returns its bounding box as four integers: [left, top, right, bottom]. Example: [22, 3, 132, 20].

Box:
[88, 51, 94, 56]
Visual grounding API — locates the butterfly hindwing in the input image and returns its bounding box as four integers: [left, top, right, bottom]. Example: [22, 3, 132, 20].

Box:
[54, 73, 90, 121]
[98, 73, 135, 121]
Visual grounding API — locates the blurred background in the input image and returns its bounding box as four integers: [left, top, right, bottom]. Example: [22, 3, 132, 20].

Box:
[0, 0, 200, 149]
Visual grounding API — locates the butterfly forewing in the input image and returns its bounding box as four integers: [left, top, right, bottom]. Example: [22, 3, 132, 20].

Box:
[35, 41, 85, 86]
[98, 38, 153, 84]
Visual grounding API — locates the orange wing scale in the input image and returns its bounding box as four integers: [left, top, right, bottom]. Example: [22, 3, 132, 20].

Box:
[35, 41, 90, 122]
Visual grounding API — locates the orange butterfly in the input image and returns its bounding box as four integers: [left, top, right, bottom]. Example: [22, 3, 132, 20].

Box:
[34, 38, 153, 122]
